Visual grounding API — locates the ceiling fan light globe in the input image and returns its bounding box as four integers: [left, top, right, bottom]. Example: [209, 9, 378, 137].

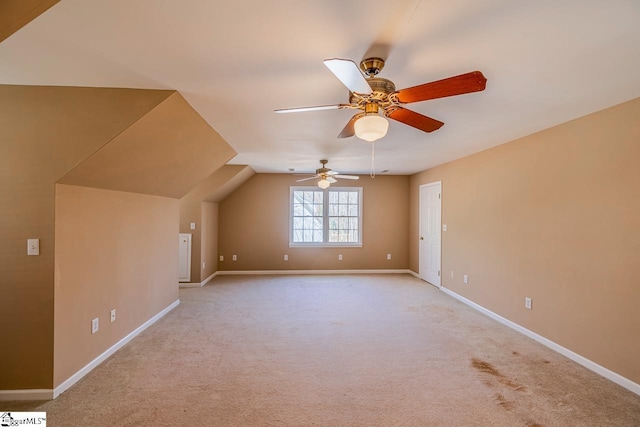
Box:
[317, 179, 331, 189]
[354, 114, 389, 142]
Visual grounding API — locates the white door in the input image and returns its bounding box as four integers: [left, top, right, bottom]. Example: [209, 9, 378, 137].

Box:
[419, 182, 441, 287]
[178, 233, 192, 283]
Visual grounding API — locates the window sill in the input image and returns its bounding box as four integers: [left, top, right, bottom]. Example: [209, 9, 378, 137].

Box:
[289, 243, 363, 248]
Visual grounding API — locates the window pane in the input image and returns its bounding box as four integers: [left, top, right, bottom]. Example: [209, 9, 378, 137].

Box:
[314, 217, 323, 230]
[329, 204, 338, 216]
[314, 192, 323, 203]
[294, 192, 304, 203]
[339, 217, 348, 229]
[304, 192, 314, 202]
[314, 204, 323, 216]
[350, 218, 358, 230]
[338, 204, 347, 216]
[294, 204, 303, 216]
[329, 218, 338, 230]
[349, 230, 358, 242]
[329, 191, 338, 203]
[329, 230, 339, 242]
[313, 230, 323, 242]
[348, 192, 358, 204]
[303, 229, 312, 241]
[348, 205, 358, 216]
[302, 217, 312, 229]
[339, 192, 347, 203]
[293, 217, 303, 229]
[293, 230, 303, 242]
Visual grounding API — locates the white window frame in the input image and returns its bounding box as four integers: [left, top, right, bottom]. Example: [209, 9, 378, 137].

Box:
[289, 186, 363, 247]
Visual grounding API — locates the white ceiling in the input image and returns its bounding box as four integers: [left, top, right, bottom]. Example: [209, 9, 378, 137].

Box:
[2, 0, 639, 175]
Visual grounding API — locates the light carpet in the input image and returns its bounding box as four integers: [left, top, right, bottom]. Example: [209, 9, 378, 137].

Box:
[5, 274, 640, 426]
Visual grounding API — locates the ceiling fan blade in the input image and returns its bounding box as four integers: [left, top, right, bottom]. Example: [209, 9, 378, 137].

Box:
[337, 112, 364, 138]
[395, 71, 487, 104]
[387, 107, 444, 133]
[326, 177, 338, 184]
[334, 175, 360, 180]
[275, 104, 351, 114]
[324, 59, 373, 94]
[296, 176, 319, 182]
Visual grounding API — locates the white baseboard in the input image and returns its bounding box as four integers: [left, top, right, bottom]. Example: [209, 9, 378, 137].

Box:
[179, 271, 218, 288]
[408, 270, 420, 279]
[0, 299, 180, 402]
[52, 299, 180, 399]
[216, 269, 412, 276]
[439, 286, 640, 397]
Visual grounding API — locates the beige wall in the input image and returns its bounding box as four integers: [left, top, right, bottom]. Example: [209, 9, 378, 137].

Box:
[53, 184, 179, 386]
[1, 84, 234, 390]
[201, 202, 219, 280]
[218, 174, 409, 271]
[179, 165, 255, 282]
[0, 85, 170, 389]
[409, 97, 640, 384]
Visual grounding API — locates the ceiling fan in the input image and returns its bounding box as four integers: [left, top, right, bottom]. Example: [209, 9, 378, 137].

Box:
[275, 57, 487, 141]
[296, 159, 359, 189]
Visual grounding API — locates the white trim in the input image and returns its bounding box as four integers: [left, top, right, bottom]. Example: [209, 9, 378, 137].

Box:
[178, 271, 219, 288]
[216, 269, 412, 276]
[439, 286, 640, 397]
[0, 389, 53, 401]
[52, 299, 180, 399]
[408, 270, 420, 279]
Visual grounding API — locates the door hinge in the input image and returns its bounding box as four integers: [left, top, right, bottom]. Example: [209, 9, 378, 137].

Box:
[438, 270, 441, 276]
[439, 193, 441, 199]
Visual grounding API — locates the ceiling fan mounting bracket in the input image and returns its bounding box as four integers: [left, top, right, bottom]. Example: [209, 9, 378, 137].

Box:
[360, 57, 385, 77]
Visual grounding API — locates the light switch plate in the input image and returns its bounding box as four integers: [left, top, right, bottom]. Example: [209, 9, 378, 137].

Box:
[190, 222, 196, 230]
[27, 239, 40, 256]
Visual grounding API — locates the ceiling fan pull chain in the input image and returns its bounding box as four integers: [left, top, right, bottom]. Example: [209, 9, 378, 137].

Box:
[370, 142, 376, 179]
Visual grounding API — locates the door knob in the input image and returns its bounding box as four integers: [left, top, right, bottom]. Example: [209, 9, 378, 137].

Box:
[420, 237, 424, 240]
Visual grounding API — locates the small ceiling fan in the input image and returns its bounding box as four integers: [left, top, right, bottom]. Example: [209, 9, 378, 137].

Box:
[296, 160, 359, 189]
[276, 57, 487, 141]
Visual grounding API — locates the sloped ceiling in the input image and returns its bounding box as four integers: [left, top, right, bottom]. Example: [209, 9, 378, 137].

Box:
[0, 0, 59, 43]
[59, 91, 237, 198]
[182, 165, 256, 204]
[0, 85, 173, 185]
[2, 1, 639, 175]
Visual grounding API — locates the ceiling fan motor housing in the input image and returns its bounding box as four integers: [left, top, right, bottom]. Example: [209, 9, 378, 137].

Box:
[360, 57, 386, 76]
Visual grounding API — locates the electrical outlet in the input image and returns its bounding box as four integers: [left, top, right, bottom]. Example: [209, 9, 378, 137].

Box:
[284, 254, 288, 261]
[232, 254, 237, 261]
[110, 309, 116, 323]
[202, 261, 205, 270]
[463, 274, 468, 284]
[443, 224, 448, 231]
[91, 318, 99, 334]
[386, 253, 391, 260]
[219, 255, 224, 262]
[525, 297, 532, 310]
[450, 271, 454, 279]
[338, 254, 343, 261]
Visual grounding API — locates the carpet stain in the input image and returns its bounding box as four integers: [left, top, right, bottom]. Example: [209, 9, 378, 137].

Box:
[512, 351, 520, 355]
[527, 422, 544, 427]
[494, 393, 515, 411]
[471, 358, 527, 392]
